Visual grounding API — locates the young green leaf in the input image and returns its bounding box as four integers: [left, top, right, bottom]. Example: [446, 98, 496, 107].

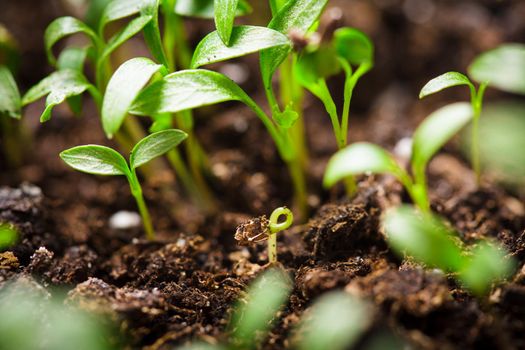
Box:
[334, 28, 374, 66]
[468, 43, 525, 95]
[323, 142, 408, 188]
[295, 46, 341, 86]
[460, 242, 514, 295]
[419, 72, 474, 99]
[60, 145, 129, 176]
[0, 66, 21, 119]
[22, 69, 100, 122]
[214, 0, 238, 45]
[295, 292, 371, 350]
[191, 25, 291, 68]
[260, 0, 329, 86]
[102, 58, 165, 138]
[383, 205, 465, 272]
[412, 102, 473, 173]
[142, 0, 170, 68]
[99, 15, 153, 63]
[175, 0, 252, 18]
[230, 268, 292, 347]
[44, 17, 99, 65]
[98, 0, 145, 36]
[57, 46, 90, 71]
[130, 69, 250, 116]
[130, 129, 188, 169]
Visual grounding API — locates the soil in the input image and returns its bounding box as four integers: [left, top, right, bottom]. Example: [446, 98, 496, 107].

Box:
[1, 0, 525, 349]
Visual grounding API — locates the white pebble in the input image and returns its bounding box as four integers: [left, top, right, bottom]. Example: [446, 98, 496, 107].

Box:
[109, 211, 142, 230]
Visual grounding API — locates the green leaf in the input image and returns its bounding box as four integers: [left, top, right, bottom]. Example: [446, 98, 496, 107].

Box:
[130, 69, 250, 116]
[99, 15, 153, 64]
[230, 268, 292, 347]
[214, 0, 239, 45]
[468, 43, 525, 95]
[295, 46, 341, 86]
[460, 242, 514, 295]
[419, 72, 473, 99]
[60, 145, 129, 176]
[102, 58, 164, 138]
[85, 0, 113, 29]
[334, 27, 373, 66]
[260, 0, 329, 87]
[0, 66, 21, 119]
[22, 69, 98, 122]
[323, 142, 408, 188]
[412, 102, 473, 172]
[130, 129, 188, 169]
[44, 17, 99, 65]
[383, 205, 465, 272]
[191, 25, 291, 68]
[175, 0, 252, 18]
[98, 0, 145, 36]
[57, 46, 90, 71]
[295, 292, 370, 350]
[142, 0, 169, 67]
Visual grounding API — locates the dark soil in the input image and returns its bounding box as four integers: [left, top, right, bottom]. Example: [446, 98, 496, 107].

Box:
[1, 1, 525, 349]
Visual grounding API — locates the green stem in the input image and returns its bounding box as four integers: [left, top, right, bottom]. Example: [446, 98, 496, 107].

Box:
[128, 170, 155, 240]
[316, 80, 343, 149]
[411, 164, 430, 213]
[341, 62, 371, 145]
[470, 83, 487, 186]
[268, 207, 294, 264]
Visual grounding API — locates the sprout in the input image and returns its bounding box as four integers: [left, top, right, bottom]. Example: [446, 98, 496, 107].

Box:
[383, 205, 515, 295]
[324, 102, 474, 212]
[60, 129, 187, 240]
[235, 207, 293, 264]
[0, 223, 18, 251]
[419, 43, 525, 184]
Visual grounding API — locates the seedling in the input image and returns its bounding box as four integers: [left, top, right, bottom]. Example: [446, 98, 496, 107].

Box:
[419, 43, 525, 184]
[324, 102, 474, 212]
[234, 207, 293, 264]
[294, 291, 371, 350]
[60, 129, 187, 240]
[383, 205, 515, 295]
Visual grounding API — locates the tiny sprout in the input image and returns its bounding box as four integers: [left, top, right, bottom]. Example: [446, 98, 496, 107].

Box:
[0, 223, 18, 250]
[235, 207, 293, 264]
[324, 102, 473, 212]
[60, 129, 187, 240]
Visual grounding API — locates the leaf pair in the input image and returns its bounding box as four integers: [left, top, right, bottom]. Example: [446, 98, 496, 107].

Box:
[324, 102, 474, 210]
[384, 205, 514, 295]
[60, 129, 187, 177]
[420, 43, 525, 98]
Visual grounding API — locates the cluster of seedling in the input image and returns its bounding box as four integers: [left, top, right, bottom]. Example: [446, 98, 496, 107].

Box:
[1, 0, 524, 296]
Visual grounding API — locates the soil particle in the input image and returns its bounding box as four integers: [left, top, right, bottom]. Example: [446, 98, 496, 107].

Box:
[0, 183, 58, 263]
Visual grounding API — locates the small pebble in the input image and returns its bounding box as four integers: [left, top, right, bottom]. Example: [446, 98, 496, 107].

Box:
[394, 137, 413, 160]
[109, 211, 142, 230]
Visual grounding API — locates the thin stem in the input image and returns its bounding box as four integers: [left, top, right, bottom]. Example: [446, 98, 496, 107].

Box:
[411, 164, 430, 213]
[315, 80, 343, 149]
[267, 207, 294, 263]
[341, 62, 371, 145]
[470, 83, 488, 186]
[128, 170, 155, 240]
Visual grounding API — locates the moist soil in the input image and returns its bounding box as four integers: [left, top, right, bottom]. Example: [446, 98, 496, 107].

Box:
[1, 0, 525, 349]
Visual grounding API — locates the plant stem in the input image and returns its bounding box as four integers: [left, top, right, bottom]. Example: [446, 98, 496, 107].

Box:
[341, 62, 371, 145]
[470, 83, 488, 186]
[411, 165, 430, 213]
[267, 207, 293, 264]
[128, 170, 155, 240]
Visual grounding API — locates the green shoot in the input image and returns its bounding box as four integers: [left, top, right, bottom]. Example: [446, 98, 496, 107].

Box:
[420, 71, 487, 184]
[324, 102, 474, 212]
[229, 268, 292, 348]
[0, 223, 18, 251]
[294, 291, 371, 350]
[175, 0, 252, 19]
[419, 43, 525, 184]
[60, 129, 187, 240]
[268, 207, 294, 264]
[0, 66, 21, 120]
[384, 205, 515, 295]
[214, 0, 239, 46]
